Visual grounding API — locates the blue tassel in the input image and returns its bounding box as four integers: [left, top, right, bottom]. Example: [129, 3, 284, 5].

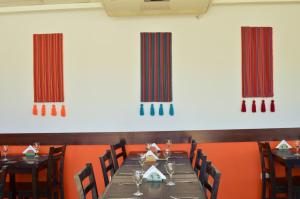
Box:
[169, 104, 174, 116]
[150, 104, 155, 116]
[140, 104, 144, 116]
[159, 104, 164, 116]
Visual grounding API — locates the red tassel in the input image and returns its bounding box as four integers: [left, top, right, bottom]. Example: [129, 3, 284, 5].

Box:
[32, 104, 38, 116]
[41, 104, 46, 116]
[241, 100, 246, 112]
[51, 104, 57, 116]
[61, 105, 66, 117]
[261, 100, 266, 113]
[270, 100, 275, 112]
[252, 100, 256, 113]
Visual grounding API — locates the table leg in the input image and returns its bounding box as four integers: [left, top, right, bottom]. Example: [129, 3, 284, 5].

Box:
[9, 174, 16, 199]
[286, 166, 293, 199]
[32, 167, 39, 199]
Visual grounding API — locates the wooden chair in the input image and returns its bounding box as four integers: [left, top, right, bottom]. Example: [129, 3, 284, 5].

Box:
[99, 150, 115, 187]
[257, 142, 300, 199]
[189, 139, 197, 164]
[110, 139, 127, 170]
[194, 149, 210, 184]
[74, 163, 99, 199]
[203, 162, 221, 199]
[0, 166, 7, 199]
[17, 145, 66, 199]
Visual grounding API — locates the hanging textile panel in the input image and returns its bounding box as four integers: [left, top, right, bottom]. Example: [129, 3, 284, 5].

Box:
[32, 33, 66, 117]
[241, 27, 275, 113]
[140, 32, 174, 116]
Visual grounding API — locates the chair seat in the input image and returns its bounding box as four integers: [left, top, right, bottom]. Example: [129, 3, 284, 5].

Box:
[272, 176, 300, 193]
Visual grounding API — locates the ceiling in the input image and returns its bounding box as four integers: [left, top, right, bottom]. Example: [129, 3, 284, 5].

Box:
[0, 0, 298, 13]
[0, 0, 100, 7]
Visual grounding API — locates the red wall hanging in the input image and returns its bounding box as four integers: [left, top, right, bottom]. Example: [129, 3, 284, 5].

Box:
[241, 27, 275, 113]
[140, 32, 174, 116]
[32, 33, 66, 117]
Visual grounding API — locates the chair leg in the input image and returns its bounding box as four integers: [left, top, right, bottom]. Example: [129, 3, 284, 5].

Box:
[262, 180, 266, 199]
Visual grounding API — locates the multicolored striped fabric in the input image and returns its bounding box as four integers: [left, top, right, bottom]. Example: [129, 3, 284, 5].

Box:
[241, 27, 273, 98]
[141, 32, 172, 102]
[33, 33, 66, 117]
[241, 27, 275, 113]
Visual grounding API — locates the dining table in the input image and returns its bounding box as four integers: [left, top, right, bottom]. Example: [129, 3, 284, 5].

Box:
[272, 149, 300, 199]
[101, 151, 207, 199]
[0, 155, 49, 199]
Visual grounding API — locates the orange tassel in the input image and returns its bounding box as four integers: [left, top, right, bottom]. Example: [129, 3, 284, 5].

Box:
[32, 104, 38, 116]
[41, 104, 46, 116]
[61, 105, 66, 117]
[51, 104, 57, 116]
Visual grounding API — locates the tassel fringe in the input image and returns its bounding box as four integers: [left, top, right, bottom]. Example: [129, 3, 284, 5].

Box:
[139, 104, 144, 116]
[270, 100, 275, 112]
[150, 104, 155, 116]
[41, 104, 46, 116]
[159, 104, 164, 116]
[61, 105, 66, 117]
[261, 100, 266, 113]
[241, 100, 246, 112]
[32, 104, 38, 116]
[252, 100, 256, 113]
[169, 104, 174, 116]
[51, 104, 57, 116]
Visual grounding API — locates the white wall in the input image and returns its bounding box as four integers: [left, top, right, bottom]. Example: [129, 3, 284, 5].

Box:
[0, 3, 300, 133]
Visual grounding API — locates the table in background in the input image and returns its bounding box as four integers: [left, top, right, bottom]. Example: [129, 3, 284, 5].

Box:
[102, 152, 207, 199]
[272, 149, 300, 199]
[0, 155, 48, 199]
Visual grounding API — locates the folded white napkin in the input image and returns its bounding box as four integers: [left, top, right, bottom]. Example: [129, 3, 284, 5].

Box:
[143, 150, 159, 160]
[143, 165, 166, 181]
[22, 145, 37, 154]
[150, 143, 160, 151]
[276, 140, 292, 149]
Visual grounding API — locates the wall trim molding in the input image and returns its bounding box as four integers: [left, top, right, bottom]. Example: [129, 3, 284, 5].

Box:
[0, 127, 300, 145]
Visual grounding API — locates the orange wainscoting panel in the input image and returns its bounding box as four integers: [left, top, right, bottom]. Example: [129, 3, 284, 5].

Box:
[6, 141, 291, 199]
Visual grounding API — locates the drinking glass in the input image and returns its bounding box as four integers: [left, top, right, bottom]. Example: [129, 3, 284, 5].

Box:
[164, 161, 175, 186]
[164, 148, 171, 161]
[139, 154, 146, 173]
[33, 142, 40, 157]
[166, 139, 172, 150]
[295, 140, 300, 156]
[2, 145, 8, 161]
[146, 143, 151, 151]
[132, 170, 143, 196]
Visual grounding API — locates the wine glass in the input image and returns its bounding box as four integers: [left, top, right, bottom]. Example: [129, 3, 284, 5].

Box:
[146, 143, 151, 151]
[295, 140, 300, 156]
[164, 148, 171, 161]
[166, 139, 172, 150]
[2, 145, 8, 161]
[132, 170, 143, 196]
[139, 154, 146, 173]
[33, 142, 40, 157]
[164, 161, 175, 186]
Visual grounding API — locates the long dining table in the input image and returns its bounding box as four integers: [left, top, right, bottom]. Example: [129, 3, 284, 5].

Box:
[101, 151, 207, 199]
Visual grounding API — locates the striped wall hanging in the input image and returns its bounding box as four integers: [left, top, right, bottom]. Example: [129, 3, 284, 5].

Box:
[140, 32, 174, 116]
[32, 33, 66, 117]
[241, 27, 275, 113]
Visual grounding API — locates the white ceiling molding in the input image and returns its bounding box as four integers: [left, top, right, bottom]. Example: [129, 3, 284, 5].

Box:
[0, 0, 299, 14]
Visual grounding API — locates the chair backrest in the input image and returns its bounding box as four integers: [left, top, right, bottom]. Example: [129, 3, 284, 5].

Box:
[99, 150, 115, 187]
[74, 163, 99, 199]
[194, 149, 209, 184]
[203, 162, 221, 199]
[47, 145, 66, 198]
[0, 166, 7, 199]
[189, 139, 197, 164]
[257, 142, 276, 187]
[110, 139, 127, 170]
